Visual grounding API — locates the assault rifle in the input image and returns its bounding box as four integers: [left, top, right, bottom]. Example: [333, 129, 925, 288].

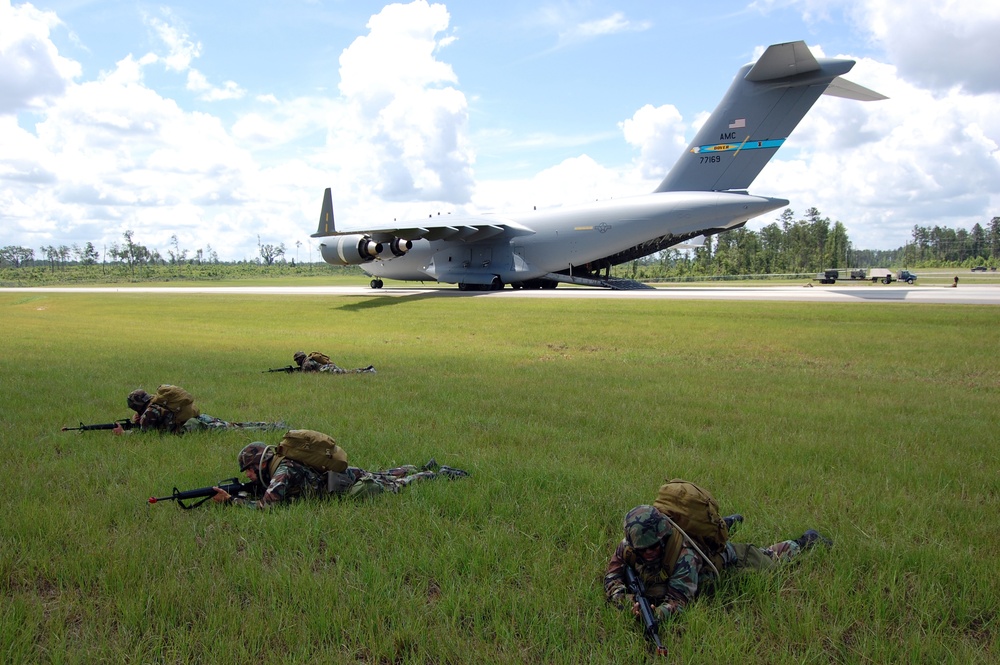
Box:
[263, 365, 301, 373]
[148, 477, 261, 509]
[625, 564, 669, 657]
[61, 418, 136, 432]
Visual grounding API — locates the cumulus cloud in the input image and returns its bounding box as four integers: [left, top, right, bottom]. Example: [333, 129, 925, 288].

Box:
[619, 104, 688, 181]
[0, 0, 81, 114]
[753, 0, 1000, 94]
[337, 0, 473, 203]
[0, 1, 478, 259]
[853, 0, 1000, 95]
[0, 5, 263, 256]
[749, 53, 1000, 248]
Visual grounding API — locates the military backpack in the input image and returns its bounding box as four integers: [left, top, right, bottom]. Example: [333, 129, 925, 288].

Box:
[307, 352, 331, 365]
[149, 384, 200, 426]
[274, 429, 348, 473]
[652, 479, 730, 572]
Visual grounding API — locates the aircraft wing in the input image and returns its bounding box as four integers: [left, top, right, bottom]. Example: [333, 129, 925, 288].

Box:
[367, 216, 535, 243]
[311, 188, 535, 242]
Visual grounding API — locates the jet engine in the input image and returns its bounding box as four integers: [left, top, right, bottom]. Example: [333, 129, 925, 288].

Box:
[389, 237, 412, 257]
[319, 235, 383, 265]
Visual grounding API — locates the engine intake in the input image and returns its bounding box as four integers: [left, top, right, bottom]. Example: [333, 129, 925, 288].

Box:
[319, 235, 383, 265]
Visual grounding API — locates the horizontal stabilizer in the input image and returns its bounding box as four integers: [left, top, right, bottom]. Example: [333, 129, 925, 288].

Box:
[745, 40, 820, 81]
[824, 76, 888, 101]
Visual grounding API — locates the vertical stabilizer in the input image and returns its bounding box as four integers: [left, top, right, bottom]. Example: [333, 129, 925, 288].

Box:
[655, 41, 883, 193]
[312, 188, 337, 238]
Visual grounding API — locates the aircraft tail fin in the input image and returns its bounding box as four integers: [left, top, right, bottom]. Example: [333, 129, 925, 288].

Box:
[655, 41, 885, 193]
[312, 188, 337, 238]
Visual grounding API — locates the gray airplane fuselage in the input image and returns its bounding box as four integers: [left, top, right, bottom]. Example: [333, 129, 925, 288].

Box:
[325, 191, 786, 283]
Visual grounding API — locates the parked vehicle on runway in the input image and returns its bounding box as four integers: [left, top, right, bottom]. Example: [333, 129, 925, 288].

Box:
[865, 269, 917, 284]
[813, 269, 867, 284]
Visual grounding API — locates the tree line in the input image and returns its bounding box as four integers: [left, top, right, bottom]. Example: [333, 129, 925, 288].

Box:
[612, 209, 999, 280]
[2, 210, 998, 282]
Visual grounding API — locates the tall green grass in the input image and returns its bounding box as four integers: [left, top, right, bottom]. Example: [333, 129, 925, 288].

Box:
[1, 292, 997, 663]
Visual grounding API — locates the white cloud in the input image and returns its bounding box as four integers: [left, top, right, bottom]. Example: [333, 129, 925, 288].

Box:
[146, 14, 201, 72]
[146, 11, 246, 102]
[750, 54, 1000, 248]
[560, 12, 652, 43]
[619, 104, 687, 181]
[753, 0, 1000, 94]
[336, 0, 473, 203]
[186, 70, 246, 101]
[0, 0, 81, 114]
[853, 0, 1000, 94]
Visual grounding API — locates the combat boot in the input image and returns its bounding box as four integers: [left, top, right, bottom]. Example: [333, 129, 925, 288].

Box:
[723, 514, 744, 531]
[795, 529, 833, 550]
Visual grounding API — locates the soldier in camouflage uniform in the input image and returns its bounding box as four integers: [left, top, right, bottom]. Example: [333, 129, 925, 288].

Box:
[604, 505, 831, 621]
[211, 443, 469, 509]
[120, 389, 285, 434]
[293, 351, 376, 375]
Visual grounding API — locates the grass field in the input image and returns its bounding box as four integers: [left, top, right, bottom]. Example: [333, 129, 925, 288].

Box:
[1, 290, 998, 663]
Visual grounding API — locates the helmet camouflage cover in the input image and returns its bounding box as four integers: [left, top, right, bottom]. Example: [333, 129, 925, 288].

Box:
[238, 443, 269, 472]
[293, 351, 306, 363]
[624, 505, 671, 549]
[126, 389, 152, 413]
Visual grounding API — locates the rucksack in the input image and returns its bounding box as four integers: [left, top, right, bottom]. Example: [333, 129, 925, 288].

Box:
[308, 352, 331, 365]
[149, 384, 199, 426]
[653, 479, 730, 571]
[275, 429, 348, 473]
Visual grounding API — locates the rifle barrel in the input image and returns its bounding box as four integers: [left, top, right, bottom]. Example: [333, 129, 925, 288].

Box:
[625, 564, 668, 657]
[61, 419, 134, 432]
[148, 478, 258, 507]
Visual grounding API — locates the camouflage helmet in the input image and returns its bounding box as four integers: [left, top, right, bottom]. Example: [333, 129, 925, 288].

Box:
[624, 505, 672, 549]
[238, 442, 270, 473]
[126, 389, 152, 413]
[293, 351, 306, 363]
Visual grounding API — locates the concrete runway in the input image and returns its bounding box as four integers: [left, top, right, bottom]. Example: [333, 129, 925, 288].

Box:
[4, 284, 999, 305]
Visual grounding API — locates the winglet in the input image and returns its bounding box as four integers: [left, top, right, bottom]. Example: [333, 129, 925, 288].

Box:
[311, 188, 337, 238]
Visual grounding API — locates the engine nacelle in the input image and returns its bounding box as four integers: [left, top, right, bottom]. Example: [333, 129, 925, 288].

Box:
[389, 237, 413, 257]
[319, 235, 383, 265]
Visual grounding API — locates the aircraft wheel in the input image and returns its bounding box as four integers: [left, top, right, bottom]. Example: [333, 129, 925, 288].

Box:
[458, 283, 469, 291]
[490, 277, 504, 290]
[370, 279, 383, 289]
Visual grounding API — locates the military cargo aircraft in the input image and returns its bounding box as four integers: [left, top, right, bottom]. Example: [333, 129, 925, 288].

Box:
[312, 40, 885, 290]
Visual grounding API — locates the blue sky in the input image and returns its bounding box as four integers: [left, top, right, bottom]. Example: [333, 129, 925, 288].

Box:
[2, 0, 999, 261]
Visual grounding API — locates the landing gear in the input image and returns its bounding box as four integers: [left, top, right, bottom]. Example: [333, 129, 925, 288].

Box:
[370, 279, 384, 289]
[457, 277, 504, 291]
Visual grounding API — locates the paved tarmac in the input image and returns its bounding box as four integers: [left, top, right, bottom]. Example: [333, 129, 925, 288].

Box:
[3, 284, 999, 305]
